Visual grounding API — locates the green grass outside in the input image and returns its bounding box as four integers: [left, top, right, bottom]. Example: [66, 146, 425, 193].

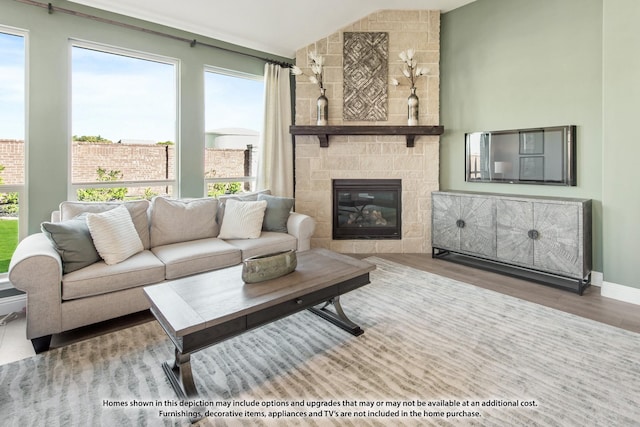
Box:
[0, 219, 18, 273]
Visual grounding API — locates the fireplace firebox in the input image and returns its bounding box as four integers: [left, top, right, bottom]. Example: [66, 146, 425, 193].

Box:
[332, 179, 401, 239]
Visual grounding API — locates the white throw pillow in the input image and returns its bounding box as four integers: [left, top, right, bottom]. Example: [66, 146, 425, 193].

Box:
[218, 199, 268, 239]
[86, 205, 144, 265]
[216, 189, 271, 225]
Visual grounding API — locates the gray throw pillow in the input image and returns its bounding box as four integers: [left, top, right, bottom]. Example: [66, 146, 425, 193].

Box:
[41, 214, 101, 274]
[258, 194, 294, 233]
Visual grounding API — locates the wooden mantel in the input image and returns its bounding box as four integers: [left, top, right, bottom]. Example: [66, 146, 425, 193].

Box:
[289, 125, 444, 147]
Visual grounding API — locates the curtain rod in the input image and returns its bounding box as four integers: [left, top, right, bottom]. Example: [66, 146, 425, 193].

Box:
[15, 0, 293, 67]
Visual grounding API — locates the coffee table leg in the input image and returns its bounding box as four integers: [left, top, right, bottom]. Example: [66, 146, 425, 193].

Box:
[308, 296, 364, 336]
[163, 347, 199, 400]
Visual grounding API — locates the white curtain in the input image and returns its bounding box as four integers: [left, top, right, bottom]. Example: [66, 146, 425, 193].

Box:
[256, 63, 294, 197]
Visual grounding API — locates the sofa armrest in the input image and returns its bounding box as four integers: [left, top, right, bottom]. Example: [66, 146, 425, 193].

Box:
[8, 233, 63, 339]
[287, 212, 316, 252]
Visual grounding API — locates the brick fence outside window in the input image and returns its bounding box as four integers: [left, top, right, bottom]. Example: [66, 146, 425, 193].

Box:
[0, 140, 248, 187]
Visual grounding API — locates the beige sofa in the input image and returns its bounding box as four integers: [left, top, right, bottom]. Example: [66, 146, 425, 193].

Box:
[9, 193, 315, 353]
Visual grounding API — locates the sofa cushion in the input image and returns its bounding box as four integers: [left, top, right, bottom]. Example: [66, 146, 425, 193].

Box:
[40, 214, 101, 274]
[59, 200, 151, 249]
[151, 238, 241, 280]
[150, 197, 219, 247]
[218, 199, 267, 239]
[258, 194, 294, 233]
[62, 250, 165, 300]
[225, 231, 297, 260]
[86, 205, 144, 265]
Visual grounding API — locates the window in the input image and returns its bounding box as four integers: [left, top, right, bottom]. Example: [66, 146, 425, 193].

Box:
[71, 42, 178, 201]
[204, 69, 264, 196]
[0, 29, 26, 276]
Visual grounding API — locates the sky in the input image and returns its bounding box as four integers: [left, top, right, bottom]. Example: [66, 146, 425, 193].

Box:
[205, 71, 264, 133]
[0, 32, 25, 140]
[72, 46, 177, 143]
[0, 31, 264, 144]
[73, 47, 265, 143]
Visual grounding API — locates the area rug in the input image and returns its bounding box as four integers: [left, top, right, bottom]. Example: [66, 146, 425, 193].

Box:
[1, 258, 639, 426]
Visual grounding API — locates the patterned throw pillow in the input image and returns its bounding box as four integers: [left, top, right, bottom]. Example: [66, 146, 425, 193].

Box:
[86, 205, 144, 265]
[218, 199, 268, 239]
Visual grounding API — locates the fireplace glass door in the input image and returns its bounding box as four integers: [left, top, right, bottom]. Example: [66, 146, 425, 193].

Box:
[332, 179, 401, 239]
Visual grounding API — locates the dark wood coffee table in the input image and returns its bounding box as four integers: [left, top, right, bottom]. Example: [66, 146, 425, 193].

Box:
[144, 248, 375, 404]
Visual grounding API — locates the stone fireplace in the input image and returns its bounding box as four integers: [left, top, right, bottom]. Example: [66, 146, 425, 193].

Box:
[292, 10, 440, 254]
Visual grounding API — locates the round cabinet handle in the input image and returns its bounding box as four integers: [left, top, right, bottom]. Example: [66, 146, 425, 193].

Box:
[527, 229, 540, 240]
[456, 219, 466, 228]
[295, 298, 303, 305]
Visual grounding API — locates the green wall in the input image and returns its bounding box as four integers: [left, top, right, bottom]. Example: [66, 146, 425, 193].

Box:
[602, 0, 640, 289]
[441, 0, 605, 273]
[0, 0, 289, 234]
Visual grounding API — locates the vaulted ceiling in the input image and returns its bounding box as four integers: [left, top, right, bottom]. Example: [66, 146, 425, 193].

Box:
[69, 0, 476, 58]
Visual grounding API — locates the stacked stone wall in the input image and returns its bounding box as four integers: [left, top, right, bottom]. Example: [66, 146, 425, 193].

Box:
[293, 10, 441, 253]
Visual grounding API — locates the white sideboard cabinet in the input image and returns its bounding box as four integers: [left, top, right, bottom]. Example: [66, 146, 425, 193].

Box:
[431, 191, 592, 294]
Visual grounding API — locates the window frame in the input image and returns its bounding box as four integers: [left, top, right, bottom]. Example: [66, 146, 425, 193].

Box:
[68, 39, 181, 200]
[0, 26, 28, 283]
[203, 66, 264, 196]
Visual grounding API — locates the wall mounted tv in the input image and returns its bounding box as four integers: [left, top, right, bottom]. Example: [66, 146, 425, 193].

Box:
[465, 125, 576, 186]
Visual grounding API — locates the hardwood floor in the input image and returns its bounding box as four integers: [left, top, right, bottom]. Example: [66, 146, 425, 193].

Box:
[355, 253, 640, 334]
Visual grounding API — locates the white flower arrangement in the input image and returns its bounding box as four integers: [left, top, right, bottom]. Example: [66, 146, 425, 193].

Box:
[291, 51, 325, 91]
[391, 49, 429, 90]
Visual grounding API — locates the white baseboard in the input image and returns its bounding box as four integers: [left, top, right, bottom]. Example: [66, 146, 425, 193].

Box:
[601, 280, 640, 306]
[590, 271, 603, 287]
[0, 294, 26, 316]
